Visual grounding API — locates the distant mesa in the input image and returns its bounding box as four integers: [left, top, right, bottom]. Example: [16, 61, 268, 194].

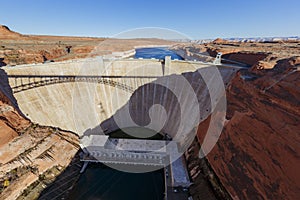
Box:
[0, 25, 22, 38]
[212, 38, 228, 44]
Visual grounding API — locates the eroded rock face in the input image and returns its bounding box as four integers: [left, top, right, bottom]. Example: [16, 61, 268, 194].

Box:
[0, 25, 22, 39]
[197, 57, 300, 199]
[0, 90, 30, 147]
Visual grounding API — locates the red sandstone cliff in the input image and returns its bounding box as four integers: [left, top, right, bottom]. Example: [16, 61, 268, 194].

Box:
[196, 57, 300, 199]
[0, 25, 22, 39]
[0, 90, 30, 147]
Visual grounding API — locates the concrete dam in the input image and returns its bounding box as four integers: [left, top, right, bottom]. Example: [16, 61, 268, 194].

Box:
[3, 56, 237, 164]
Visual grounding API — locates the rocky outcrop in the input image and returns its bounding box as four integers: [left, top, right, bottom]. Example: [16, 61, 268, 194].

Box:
[0, 91, 30, 147]
[185, 137, 231, 200]
[0, 25, 22, 39]
[222, 52, 269, 66]
[212, 38, 228, 44]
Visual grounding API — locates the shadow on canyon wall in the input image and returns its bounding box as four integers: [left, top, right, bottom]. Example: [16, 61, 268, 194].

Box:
[0, 67, 27, 119]
[37, 151, 82, 200]
[0, 58, 6, 67]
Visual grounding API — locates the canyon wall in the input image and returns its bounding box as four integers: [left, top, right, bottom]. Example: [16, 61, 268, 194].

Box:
[195, 57, 300, 199]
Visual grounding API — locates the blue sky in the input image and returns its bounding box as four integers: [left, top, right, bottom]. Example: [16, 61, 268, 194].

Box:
[0, 0, 299, 39]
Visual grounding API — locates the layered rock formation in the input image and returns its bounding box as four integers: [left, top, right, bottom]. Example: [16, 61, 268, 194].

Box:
[0, 25, 22, 39]
[0, 90, 30, 147]
[0, 25, 101, 65]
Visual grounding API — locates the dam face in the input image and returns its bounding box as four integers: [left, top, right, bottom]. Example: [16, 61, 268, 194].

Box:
[3, 57, 236, 153]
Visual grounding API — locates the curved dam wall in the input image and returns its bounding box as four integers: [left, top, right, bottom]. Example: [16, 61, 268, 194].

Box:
[3, 57, 237, 143]
[98, 67, 235, 151]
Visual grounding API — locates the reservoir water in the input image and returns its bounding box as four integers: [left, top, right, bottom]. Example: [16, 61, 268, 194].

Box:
[134, 47, 183, 60]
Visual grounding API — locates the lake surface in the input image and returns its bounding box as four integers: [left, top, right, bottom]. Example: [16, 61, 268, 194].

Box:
[68, 164, 164, 200]
[134, 47, 184, 60]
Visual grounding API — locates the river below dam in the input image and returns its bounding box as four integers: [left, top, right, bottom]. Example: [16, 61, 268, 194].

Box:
[68, 127, 165, 200]
[68, 164, 164, 200]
